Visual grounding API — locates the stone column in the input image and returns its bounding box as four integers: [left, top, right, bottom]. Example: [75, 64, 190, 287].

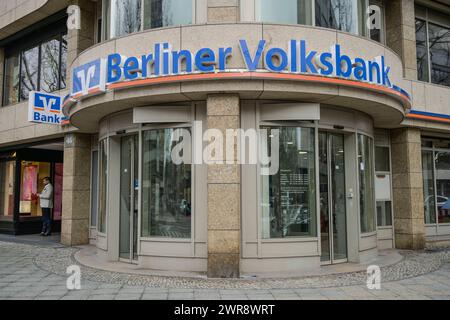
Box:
[67, 0, 96, 68]
[207, 0, 239, 23]
[207, 94, 241, 278]
[385, 0, 417, 80]
[391, 128, 425, 250]
[61, 133, 92, 246]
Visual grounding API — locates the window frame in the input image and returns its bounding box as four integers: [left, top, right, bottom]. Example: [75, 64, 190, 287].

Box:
[421, 138, 450, 227]
[258, 120, 319, 241]
[368, 0, 386, 44]
[415, 5, 450, 87]
[374, 141, 393, 228]
[2, 21, 68, 106]
[97, 138, 109, 235]
[140, 122, 195, 241]
[246, 0, 371, 37]
[357, 132, 377, 234]
[102, 0, 198, 40]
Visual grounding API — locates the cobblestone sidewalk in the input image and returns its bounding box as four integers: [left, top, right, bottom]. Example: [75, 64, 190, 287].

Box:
[0, 241, 449, 300]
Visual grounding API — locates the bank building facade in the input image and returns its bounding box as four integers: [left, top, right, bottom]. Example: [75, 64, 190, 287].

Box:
[0, 0, 449, 278]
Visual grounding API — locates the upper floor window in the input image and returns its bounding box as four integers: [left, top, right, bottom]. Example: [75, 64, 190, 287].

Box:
[368, 0, 385, 43]
[415, 6, 450, 87]
[2, 21, 67, 107]
[255, 0, 368, 36]
[103, 0, 193, 40]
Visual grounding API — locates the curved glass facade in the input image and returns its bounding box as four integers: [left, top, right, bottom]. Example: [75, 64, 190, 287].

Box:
[260, 124, 377, 240]
[256, 0, 368, 36]
[103, 0, 193, 39]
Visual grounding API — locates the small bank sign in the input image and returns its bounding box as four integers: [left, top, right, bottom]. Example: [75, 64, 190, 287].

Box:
[28, 91, 63, 125]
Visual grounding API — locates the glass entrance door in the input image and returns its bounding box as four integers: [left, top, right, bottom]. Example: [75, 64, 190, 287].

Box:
[319, 132, 348, 264]
[119, 134, 139, 262]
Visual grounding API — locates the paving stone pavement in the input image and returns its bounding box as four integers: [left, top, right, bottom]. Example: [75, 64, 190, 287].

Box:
[0, 241, 449, 300]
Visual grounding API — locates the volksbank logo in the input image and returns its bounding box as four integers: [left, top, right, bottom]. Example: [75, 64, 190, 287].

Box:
[28, 92, 63, 124]
[72, 58, 106, 96]
[70, 39, 408, 100]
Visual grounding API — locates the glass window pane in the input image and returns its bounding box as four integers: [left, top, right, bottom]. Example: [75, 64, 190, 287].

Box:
[20, 46, 39, 101]
[315, 0, 363, 35]
[422, 150, 436, 224]
[431, 138, 450, 149]
[19, 161, 51, 218]
[91, 151, 99, 227]
[369, 2, 383, 43]
[428, 23, 450, 86]
[358, 134, 375, 233]
[416, 19, 430, 82]
[3, 54, 20, 106]
[376, 201, 392, 227]
[375, 146, 390, 172]
[109, 0, 142, 38]
[261, 126, 316, 238]
[142, 129, 192, 238]
[256, 0, 312, 25]
[60, 34, 68, 90]
[434, 151, 450, 224]
[422, 137, 450, 149]
[40, 37, 60, 93]
[53, 163, 63, 221]
[421, 138, 433, 148]
[144, 0, 193, 29]
[0, 161, 16, 220]
[98, 139, 108, 233]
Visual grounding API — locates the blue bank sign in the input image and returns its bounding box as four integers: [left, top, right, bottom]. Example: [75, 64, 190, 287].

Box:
[28, 91, 65, 125]
[70, 39, 410, 103]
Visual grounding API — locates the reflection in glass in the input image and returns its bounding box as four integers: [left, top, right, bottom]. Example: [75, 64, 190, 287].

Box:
[422, 150, 436, 224]
[434, 151, 450, 224]
[40, 37, 61, 93]
[320, 133, 347, 262]
[60, 34, 68, 89]
[120, 135, 139, 260]
[369, 2, 383, 43]
[256, 0, 312, 25]
[0, 161, 16, 220]
[3, 54, 20, 106]
[375, 146, 390, 172]
[20, 46, 39, 101]
[19, 161, 51, 218]
[428, 23, 450, 86]
[416, 19, 429, 82]
[110, 0, 142, 38]
[98, 139, 108, 233]
[53, 163, 63, 221]
[144, 0, 192, 29]
[330, 134, 347, 260]
[377, 201, 392, 227]
[319, 133, 330, 261]
[358, 134, 375, 233]
[91, 151, 99, 227]
[315, 0, 364, 35]
[141, 129, 192, 238]
[261, 127, 316, 239]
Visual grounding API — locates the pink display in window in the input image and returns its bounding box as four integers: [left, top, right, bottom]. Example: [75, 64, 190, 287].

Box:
[21, 165, 37, 201]
[53, 163, 63, 221]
